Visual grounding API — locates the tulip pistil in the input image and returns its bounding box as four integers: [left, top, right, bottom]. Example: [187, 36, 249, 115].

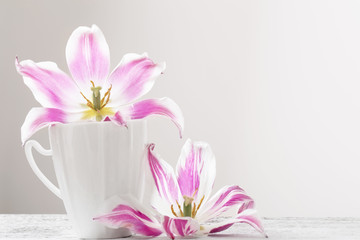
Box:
[80, 81, 112, 121]
[183, 195, 194, 217]
[170, 190, 205, 218]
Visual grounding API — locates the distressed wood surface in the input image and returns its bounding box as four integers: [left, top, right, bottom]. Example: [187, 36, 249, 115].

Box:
[1, 215, 359, 239]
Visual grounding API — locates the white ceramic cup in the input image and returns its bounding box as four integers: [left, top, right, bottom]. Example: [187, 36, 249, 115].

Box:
[24, 121, 147, 239]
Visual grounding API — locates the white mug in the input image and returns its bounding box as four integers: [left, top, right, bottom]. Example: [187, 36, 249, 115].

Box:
[24, 121, 147, 239]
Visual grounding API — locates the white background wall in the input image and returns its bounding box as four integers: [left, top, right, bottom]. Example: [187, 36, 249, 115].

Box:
[1, 0, 360, 217]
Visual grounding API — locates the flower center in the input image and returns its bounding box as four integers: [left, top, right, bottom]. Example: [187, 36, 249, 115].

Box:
[171, 190, 205, 218]
[80, 81, 112, 121]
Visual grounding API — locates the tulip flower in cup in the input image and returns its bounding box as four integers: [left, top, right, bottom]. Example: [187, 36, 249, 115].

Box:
[16, 24, 184, 144]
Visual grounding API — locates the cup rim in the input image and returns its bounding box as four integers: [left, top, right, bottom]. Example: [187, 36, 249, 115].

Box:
[49, 119, 145, 129]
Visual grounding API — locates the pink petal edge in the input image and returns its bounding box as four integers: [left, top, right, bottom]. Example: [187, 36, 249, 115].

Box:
[21, 107, 82, 145]
[94, 204, 163, 237]
[21, 108, 66, 145]
[162, 216, 200, 239]
[147, 143, 182, 206]
[15, 57, 83, 111]
[176, 139, 216, 204]
[206, 209, 267, 237]
[66, 24, 110, 93]
[119, 97, 184, 138]
[196, 185, 253, 222]
[103, 111, 127, 127]
[108, 52, 166, 106]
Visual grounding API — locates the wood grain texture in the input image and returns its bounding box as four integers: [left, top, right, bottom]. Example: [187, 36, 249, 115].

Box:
[1, 215, 359, 239]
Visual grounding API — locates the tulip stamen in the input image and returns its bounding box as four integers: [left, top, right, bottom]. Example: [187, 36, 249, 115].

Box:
[191, 202, 197, 218]
[80, 81, 114, 121]
[87, 102, 95, 110]
[192, 188, 198, 198]
[80, 92, 94, 109]
[176, 200, 184, 217]
[193, 195, 205, 218]
[171, 205, 178, 217]
[197, 195, 205, 211]
[172, 192, 205, 219]
[101, 84, 112, 108]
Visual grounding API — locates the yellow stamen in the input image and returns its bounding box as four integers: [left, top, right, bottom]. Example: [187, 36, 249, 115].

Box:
[101, 92, 111, 108]
[192, 202, 197, 218]
[80, 92, 93, 107]
[171, 205, 178, 217]
[102, 85, 112, 100]
[100, 85, 112, 108]
[192, 188, 198, 198]
[197, 195, 205, 211]
[80, 81, 114, 121]
[87, 102, 94, 110]
[176, 200, 184, 217]
[194, 195, 205, 217]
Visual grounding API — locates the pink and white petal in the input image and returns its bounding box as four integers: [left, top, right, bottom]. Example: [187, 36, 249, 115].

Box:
[162, 216, 200, 239]
[94, 204, 163, 237]
[21, 107, 83, 145]
[176, 139, 216, 204]
[196, 185, 253, 222]
[202, 209, 266, 237]
[66, 24, 110, 92]
[146, 143, 182, 208]
[150, 187, 180, 217]
[107, 53, 166, 106]
[238, 200, 255, 214]
[15, 58, 83, 111]
[118, 98, 184, 138]
[103, 111, 127, 127]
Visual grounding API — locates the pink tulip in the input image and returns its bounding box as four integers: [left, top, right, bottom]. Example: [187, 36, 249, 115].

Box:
[16, 25, 184, 144]
[95, 139, 267, 239]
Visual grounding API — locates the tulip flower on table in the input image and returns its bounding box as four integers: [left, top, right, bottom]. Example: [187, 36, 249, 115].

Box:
[95, 139, 267, 239]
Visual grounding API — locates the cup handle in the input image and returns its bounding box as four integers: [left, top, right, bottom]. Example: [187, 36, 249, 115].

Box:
[24, 140, 62, 199]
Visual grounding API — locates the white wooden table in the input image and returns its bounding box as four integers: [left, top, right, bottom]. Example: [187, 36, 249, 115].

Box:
[1, 215, 359, 239]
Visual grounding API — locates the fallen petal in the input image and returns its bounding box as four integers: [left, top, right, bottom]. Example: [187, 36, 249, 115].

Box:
[203, 209, 266, 237]
[238, 200, 255, 214]
[196, 185, 253, 222]
[94, 204, 163, 237]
